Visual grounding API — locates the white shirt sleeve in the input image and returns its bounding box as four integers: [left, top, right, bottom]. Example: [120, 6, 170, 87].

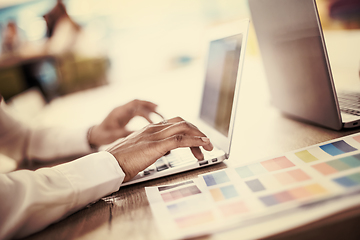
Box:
[0, 97, 93, 164]
[27, 126, 92, 162]
[0, 151, 125, 240]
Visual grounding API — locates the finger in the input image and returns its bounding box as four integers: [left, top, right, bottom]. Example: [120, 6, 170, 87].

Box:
[151, 121, 207, 141]
[144, 121, 212, 151]
[149, 117, 198, 133]
[134, 106, 163, 124]
[202, 140, 213, 151]
[153, 135, 212, 160]
[190, 147, 204, 160]
[144, 122, 173, 134]
[154, 111, 165, 121]
[166, 117, 200, 131]
[132, 99, 159, 114]
[138, 100, 158, 111]
[166, 116, 185, 123]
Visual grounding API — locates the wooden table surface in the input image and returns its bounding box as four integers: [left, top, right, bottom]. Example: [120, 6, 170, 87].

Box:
[21, 56, 360, 240]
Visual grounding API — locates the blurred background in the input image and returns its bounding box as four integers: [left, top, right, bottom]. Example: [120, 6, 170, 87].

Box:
[0, 0, 359, 115]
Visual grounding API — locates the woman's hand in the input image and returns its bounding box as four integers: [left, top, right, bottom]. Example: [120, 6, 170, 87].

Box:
[106, 117, 213, 182]
[88, 99, 163, 147]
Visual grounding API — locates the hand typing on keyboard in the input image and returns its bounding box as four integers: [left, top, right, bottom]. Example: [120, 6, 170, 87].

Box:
[106, 117, 214, 182]
[88, 99, 165, 148]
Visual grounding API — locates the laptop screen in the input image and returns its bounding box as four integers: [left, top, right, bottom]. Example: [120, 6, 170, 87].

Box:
[200, 34, 243, 137]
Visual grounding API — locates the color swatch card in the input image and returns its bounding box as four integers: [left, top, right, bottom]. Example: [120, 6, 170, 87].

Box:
[146, 178, 244, 239]
[146, 133, 360, 239]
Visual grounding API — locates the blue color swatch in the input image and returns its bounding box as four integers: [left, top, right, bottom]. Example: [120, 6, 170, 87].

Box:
[333, 176, 358, 187]
[333, 173, 360, 188]
[203, 171, 230, 186]
[332, 140, 357, 153]
[320, 140, 357, 156]
[220, 185, 238, 199]
[259, 195, 279, 206]
[245, 179, 266, 192]
[235, 166, 254, 178]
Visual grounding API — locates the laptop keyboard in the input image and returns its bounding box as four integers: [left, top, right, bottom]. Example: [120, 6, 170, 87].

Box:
[143, 153, 196, 176]
[120, 148, 225, 186]
[338, 91, 360, 116]
[140, 148, 222, 176]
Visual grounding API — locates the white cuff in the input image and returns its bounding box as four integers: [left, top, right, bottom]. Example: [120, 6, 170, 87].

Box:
[54, 151, 125, 210]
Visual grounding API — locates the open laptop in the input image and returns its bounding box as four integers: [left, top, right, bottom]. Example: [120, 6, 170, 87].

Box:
[248, 0, 360, 130]
[122, 20, 249, 186]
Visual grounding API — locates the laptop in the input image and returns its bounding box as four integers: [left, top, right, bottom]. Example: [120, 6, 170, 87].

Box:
[122, 20, 249, 186]
[248, 0, 360, 130]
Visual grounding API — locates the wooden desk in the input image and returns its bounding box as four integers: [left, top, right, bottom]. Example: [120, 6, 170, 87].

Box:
[21, 57, 360, 240]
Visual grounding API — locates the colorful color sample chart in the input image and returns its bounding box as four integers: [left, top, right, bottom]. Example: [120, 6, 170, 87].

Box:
[175, 211, 214, 229]
[312, 154, 360, 176]
[203, 171, 230, 186]
[146, 133, 360, 240]
[320, 140, 357, 156]
[245, 179, 266, 192]
[218, 201, 249, 217]
[259, 184, 328, 207]
[235, 157, 295, 179]
[296, 140, 358, 163]
[273, 169, 311, 185]
[260, 156, 295, 172]
[235, 163, 267, 178]
[354, 135, 360, 144]
[167, 197, 205, 214]
[161, 185, 201, 202]
[295, 150, 318, 163]
[210, 185, 238, 201]
[333, 172, 360, 188]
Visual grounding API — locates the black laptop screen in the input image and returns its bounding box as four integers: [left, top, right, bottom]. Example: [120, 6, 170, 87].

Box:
[200, 34, 243, 137]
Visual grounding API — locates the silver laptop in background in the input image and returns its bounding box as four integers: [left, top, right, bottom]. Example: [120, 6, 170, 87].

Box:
[122, 20, 249, 186]
[248, 0, 360, 130]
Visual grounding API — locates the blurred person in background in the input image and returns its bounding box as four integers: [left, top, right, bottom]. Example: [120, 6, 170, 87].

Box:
[0, 0, 108, 104]
[0, 0, 80, 58]
[43, 0, 82, 55]
[0, 96, 213, 239]
[1, 21, 21, 55]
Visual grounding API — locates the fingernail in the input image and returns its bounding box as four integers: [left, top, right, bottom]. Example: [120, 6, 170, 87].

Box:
[201, 137, 210, 142]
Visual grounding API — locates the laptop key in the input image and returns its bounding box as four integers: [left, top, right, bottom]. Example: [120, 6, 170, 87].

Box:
[156, 165, 169, 171]
[155, 159, 169, 171]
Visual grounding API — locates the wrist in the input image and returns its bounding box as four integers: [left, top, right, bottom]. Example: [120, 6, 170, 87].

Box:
[108, 151, 131, 182]
[87, 125, 99, 151]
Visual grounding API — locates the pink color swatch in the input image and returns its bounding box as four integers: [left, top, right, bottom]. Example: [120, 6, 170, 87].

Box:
[353, 135, 360, 143]
[312, 163, 338, 175]
[288, 186, 313, 199]
[219, 201, 248, 217]
[175, 211, 214, 228]
[261, 156, 295, 172]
